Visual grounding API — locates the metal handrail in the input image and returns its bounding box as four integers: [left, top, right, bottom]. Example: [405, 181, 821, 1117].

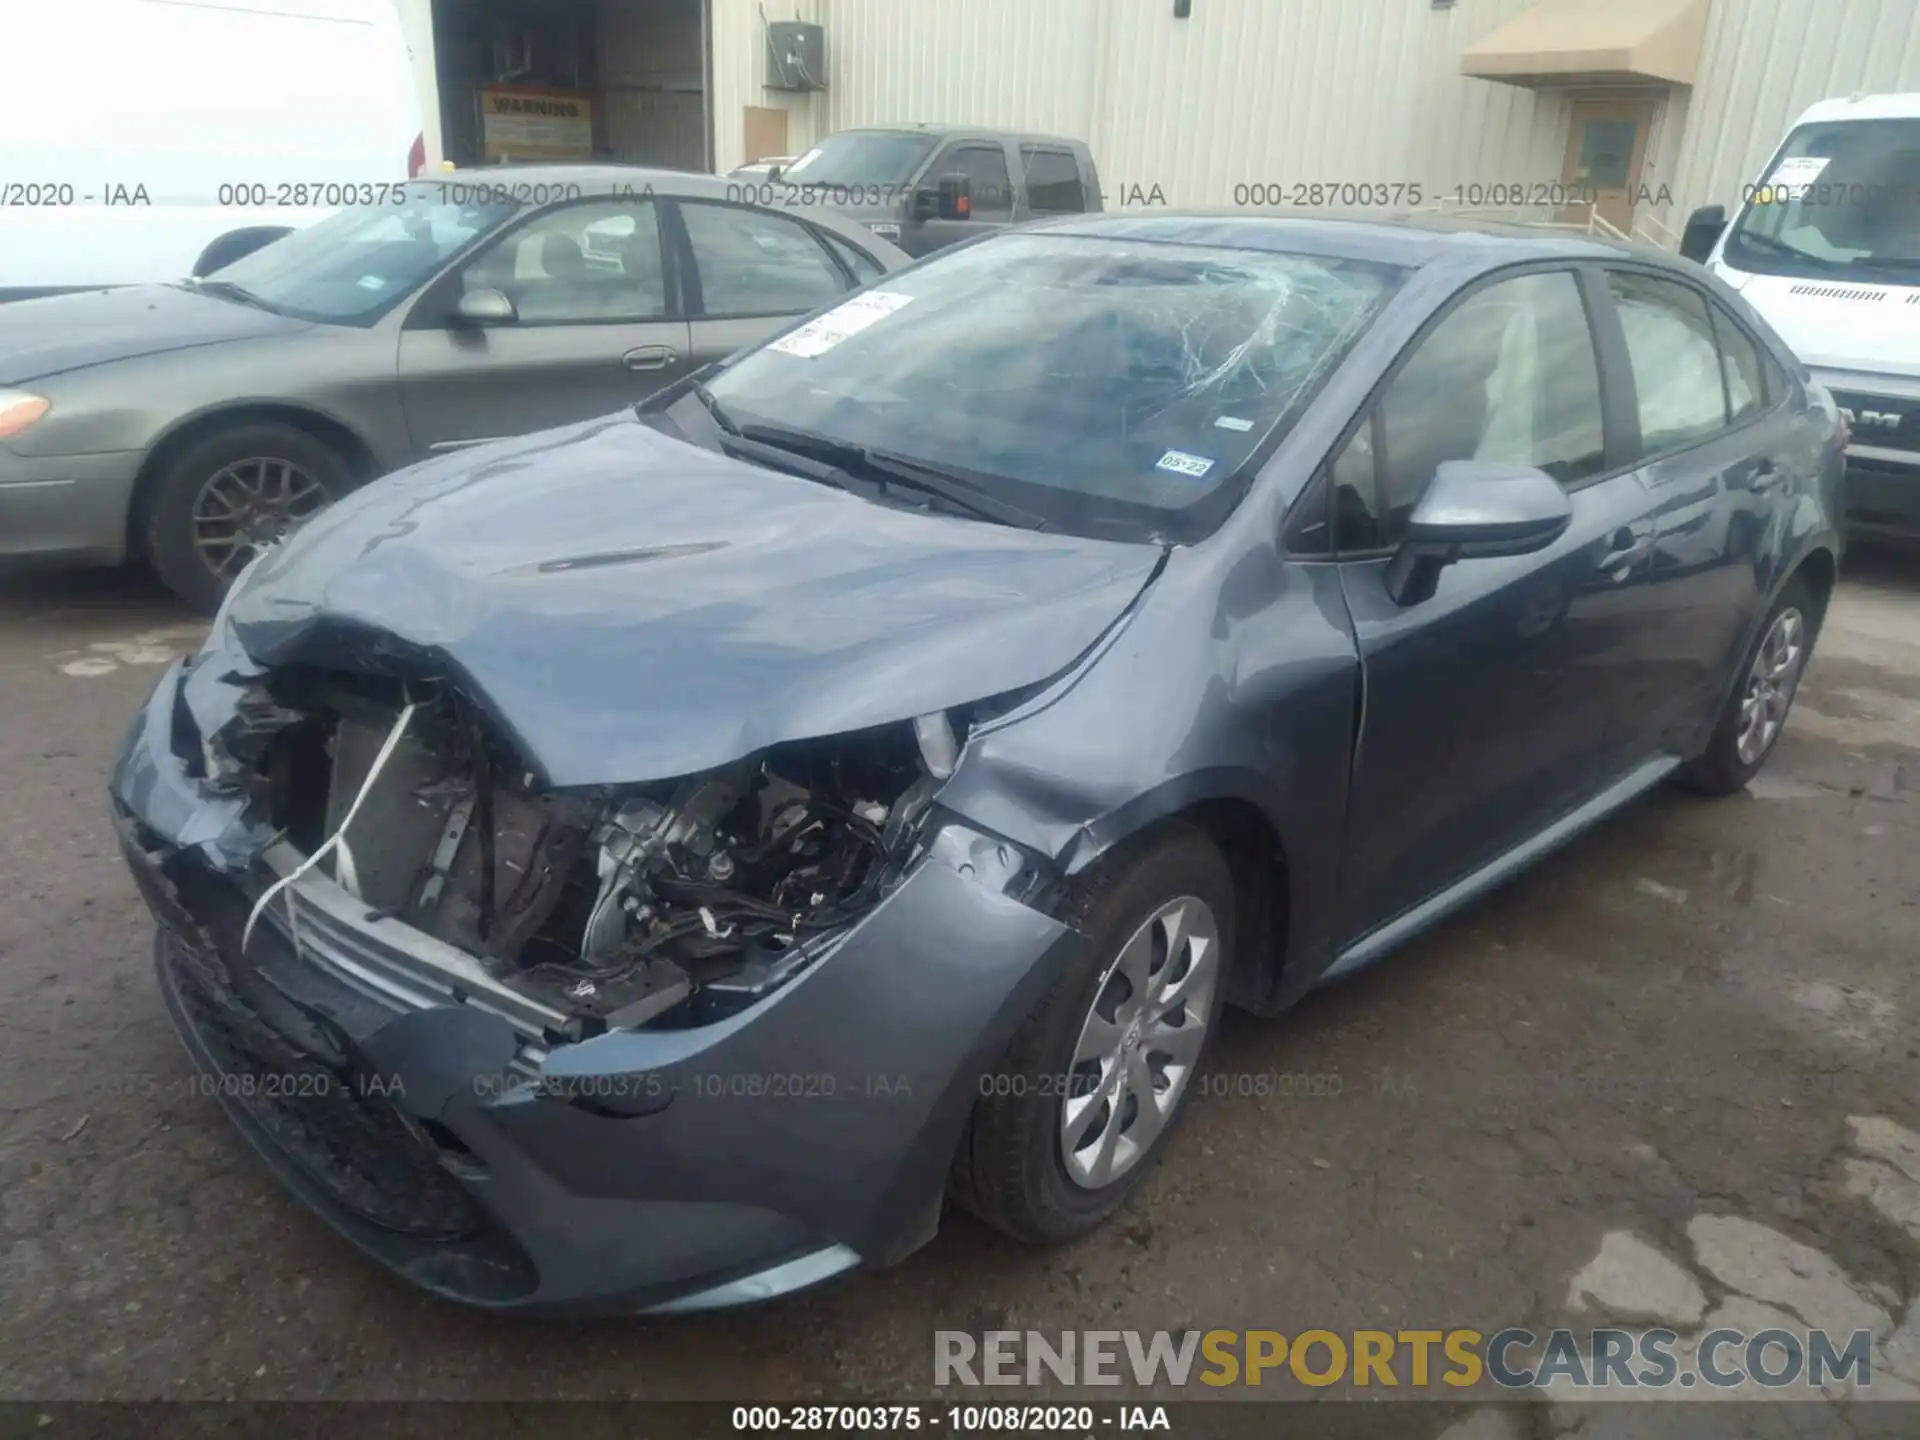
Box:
[1408, 198, 1644, 244]
[1631, 208, 1683, 250]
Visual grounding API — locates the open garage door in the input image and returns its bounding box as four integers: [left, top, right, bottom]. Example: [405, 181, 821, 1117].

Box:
[431, 0, 710, 173]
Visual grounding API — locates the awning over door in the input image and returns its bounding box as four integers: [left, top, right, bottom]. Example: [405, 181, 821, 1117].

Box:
[1460, 0, 1710, 88]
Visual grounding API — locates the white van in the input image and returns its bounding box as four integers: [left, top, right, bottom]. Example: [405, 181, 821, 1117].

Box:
[1681, 93, 1920, 540]
[0, 0, 422, 300]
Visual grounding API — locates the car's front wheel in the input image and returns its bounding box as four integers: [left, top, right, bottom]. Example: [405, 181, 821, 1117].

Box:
[952, 823, 1234, 1244]
[1679, 576, 1815, 795]
[141, 422, 353, 612]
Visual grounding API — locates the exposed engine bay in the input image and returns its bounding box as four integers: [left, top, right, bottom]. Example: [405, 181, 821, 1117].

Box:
[241, 671, 938, 1035]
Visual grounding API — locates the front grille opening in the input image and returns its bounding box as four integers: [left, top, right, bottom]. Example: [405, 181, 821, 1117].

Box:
[163, 937, 488, 1241]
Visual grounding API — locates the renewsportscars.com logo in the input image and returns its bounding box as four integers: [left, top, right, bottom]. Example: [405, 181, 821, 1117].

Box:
[934, 1327, 1878, 1393]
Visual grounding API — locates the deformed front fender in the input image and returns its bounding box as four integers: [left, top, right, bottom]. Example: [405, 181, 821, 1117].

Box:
[930, 548, 1362, 1011]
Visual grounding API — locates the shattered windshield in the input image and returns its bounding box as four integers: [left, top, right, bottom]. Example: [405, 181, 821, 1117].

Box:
[1725, 118, 1920, 277]
[704, 233, 1404, 541]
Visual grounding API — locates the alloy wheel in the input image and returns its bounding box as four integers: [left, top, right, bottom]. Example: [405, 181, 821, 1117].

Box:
[1060, 895, 1218, 1189]
[191, 456, 327, 582]
[1736, 606, 1807, 766]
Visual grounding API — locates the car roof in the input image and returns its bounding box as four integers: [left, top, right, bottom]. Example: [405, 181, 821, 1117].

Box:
[1792, 92, 1920, 127]
[835, 123, 1088, 149]
[424, 164, 913, 262]
[1030, 209, 1672, 272]
[433, 164, 751, 198]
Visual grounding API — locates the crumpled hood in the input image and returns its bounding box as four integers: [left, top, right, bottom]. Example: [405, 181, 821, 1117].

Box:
[226, 412, 1162, 787]
[0, 283, 310, 385]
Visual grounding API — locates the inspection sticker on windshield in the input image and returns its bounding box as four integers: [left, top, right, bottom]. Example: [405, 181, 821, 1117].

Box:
[1213, 416, 1255, 432]
[1764, 155, 1830, 193]
[1156, 449, 1216, 479]
[769, 291, 916, 359]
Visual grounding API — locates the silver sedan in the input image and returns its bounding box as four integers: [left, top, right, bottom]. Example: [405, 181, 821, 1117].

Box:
[0, 167, 909, 609]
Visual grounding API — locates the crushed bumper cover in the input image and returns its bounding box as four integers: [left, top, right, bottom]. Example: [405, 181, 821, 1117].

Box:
[110, 663, 1081, 1316]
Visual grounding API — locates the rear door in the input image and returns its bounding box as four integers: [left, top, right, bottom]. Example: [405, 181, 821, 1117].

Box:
[910, 140, 1019, 255]
[1597, 268, 1801, 748]
[1020, 144, 1091, 219]
[1332, 266, 1667, 942]
[670, 200, 871, 369]
[396, 194, 692, 453]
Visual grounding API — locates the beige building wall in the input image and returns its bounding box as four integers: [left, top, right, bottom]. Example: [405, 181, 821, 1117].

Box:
[710, 0, 1920, 245]
[709, 0, 833, 170]
[1667, 0, 1920, 230]
[401, 0, 1920, 244]
[789, 0, 1581, 205]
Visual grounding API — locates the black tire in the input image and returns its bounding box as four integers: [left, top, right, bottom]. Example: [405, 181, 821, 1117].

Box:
[141, 422, 354, 613]
[191, 226, 292, 277]
[1677, 576, 1816, 796]
[951, 822, 1235, 1244]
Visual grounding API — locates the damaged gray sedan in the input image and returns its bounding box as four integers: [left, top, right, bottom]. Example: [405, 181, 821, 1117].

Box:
[110, 215, 1842, 1314]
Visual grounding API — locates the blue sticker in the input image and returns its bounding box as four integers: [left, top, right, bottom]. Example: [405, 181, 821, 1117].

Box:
[1156, 449, 1216, 479]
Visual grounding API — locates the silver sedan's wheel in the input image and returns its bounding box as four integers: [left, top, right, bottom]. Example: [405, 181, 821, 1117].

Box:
[191, 456, 328, 584]
[1060, 895, 1219, 1190]
[1735, 606, 1806, 766]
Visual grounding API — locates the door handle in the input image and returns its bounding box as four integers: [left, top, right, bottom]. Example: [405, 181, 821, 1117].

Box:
[1597, 523, 1655, 579]
[622, 345, 679, 372]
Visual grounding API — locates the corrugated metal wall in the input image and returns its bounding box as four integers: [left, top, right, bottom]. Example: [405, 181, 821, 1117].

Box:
[1667, 0, 1920, 228]
[709, 0, 832, 172]
[706, 0, 1920, 243]
[764, 0, 1581, 205]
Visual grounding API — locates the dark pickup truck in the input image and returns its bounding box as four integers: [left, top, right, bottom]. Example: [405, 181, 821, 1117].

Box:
[723, 124, 1104, 257]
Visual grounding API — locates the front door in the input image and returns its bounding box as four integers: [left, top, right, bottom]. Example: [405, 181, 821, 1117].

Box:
[1331, 268, 1664, 943]
[1561, 98, 1657, 236]
[905, 140, 1018, 256]
[397, 196, 693, 454]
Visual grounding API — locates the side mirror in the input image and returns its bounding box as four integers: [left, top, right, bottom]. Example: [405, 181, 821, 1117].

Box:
[1384, 461, 1572, 606]
[453, 287, 516, 326]
[1679, 204, 1727, 264]
[916, 173, 972, 221]
[937, 173, 972, 220]
[765, 164, 783, 183]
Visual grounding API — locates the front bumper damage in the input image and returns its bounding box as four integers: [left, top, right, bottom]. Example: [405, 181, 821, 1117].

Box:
[111, 657, 1081, 1316]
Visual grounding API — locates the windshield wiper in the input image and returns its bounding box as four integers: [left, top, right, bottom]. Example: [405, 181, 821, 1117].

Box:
[717, 431, 866, 496]
[1732, 231, 1843, 269]
[734, 423, 1047, 530]
[859, 448, 1049, 531]
[183, 278, 279, 313]
[690, 380, 741, 436]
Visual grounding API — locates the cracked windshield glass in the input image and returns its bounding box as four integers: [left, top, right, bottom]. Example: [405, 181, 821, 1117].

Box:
[707, 232, 1404, 540]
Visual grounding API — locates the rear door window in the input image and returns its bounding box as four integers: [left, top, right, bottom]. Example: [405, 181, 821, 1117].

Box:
[679, 202, 850, 317]
[1606, 271, 1730, 456]
[1713, 309, 1769, 423]
[819, 229, 887, 284]
[1021, 147, 1087, 214]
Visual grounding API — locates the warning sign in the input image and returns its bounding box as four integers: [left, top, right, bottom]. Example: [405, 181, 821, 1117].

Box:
[479, 86, 594, 162]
